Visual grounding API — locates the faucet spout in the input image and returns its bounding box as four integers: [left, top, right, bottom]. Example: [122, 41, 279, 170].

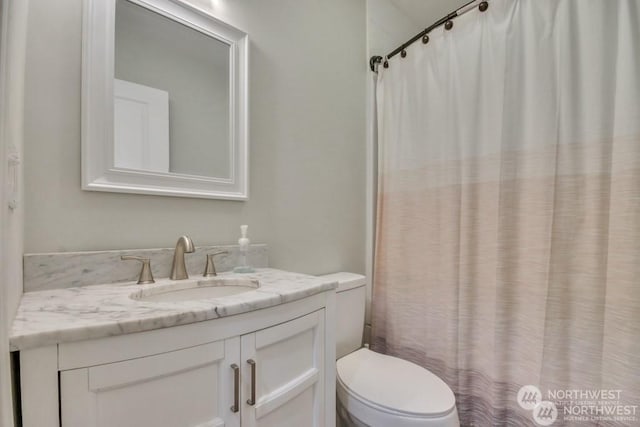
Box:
[170, 235, 195, 280]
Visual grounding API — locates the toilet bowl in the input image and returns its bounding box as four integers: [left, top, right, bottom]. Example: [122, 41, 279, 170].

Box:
[337, 348, 459, 427]
[320, 273, 460, 427]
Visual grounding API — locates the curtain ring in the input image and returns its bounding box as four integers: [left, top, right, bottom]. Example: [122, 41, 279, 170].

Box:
[479, 1, 489, 12]
[444, 20, 453, 30]
[383, 56, 389, 68]
[422, 34, 429, 44]
[400, 49, 407, 58]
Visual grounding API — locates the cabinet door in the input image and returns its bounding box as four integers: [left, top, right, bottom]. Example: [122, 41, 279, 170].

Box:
[241, 310, 325, 427]
[60, 338, 241, 427]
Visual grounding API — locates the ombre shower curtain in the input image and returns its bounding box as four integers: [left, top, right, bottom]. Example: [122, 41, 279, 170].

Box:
[372, 0, 640, 426]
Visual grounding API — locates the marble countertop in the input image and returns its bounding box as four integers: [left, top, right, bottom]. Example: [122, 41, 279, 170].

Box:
[10, 268, 337, 351]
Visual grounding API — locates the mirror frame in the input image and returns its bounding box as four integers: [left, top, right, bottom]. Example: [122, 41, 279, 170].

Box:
[82, 0, 249, 200]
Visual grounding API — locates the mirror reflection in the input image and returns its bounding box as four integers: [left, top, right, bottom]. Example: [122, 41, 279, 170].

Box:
[114, 0, 230, 178]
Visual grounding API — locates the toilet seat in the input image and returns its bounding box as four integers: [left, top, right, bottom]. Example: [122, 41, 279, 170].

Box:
[337, 349, 459, 426]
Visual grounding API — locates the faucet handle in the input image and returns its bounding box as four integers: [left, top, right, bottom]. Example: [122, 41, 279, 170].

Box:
[121, 256, 155, 284]
[203, 251, 229, 277]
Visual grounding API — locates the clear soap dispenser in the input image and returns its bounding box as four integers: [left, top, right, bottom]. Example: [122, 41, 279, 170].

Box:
[234, 225, 255, 273]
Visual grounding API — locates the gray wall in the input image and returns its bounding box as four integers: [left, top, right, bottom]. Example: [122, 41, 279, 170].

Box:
[1, 0, 29, 424]
[23, 0, 366, 276]
[2, 0, 26, 334]
[368, 0, 471, 58]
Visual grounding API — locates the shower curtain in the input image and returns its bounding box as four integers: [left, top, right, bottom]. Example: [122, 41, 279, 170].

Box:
[372, 1, 640, 426]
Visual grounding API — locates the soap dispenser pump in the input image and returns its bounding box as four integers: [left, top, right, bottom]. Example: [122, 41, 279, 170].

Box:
[234, 225, 254, 273]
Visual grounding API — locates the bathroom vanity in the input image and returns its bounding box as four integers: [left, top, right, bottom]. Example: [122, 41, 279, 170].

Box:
[11, 269, 337, 427]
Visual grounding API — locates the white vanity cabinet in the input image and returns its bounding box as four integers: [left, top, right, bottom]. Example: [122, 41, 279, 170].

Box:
[60, 338, 241, 427]
[241, 310, 325, 427]
[19, 292, 335, 427]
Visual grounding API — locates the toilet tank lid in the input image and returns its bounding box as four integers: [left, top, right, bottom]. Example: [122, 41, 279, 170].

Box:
[318, 272, 366, 292]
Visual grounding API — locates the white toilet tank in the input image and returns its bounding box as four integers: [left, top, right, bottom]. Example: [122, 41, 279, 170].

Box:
[319, 273, 367, 359]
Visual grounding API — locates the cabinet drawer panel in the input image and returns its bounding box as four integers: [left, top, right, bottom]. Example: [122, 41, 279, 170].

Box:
[61, 339, 236, 427]
[255, 310, 320, 349]
[255, 311, 321, 399]
[89, 340, 225, 391]
[255, 367, 318, 419]
[256, 386, 316, 427]
[93, 366, 221, 427]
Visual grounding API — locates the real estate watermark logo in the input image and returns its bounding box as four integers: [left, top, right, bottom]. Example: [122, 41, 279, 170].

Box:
[517, 385, 557, 425]
[517, 385, 638, 425]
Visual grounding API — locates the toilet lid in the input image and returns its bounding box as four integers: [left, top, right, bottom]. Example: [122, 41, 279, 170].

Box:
[337, 348, 456, 418]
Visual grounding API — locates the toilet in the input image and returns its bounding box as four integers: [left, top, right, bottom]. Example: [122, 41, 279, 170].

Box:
[321, 273, 460, 427]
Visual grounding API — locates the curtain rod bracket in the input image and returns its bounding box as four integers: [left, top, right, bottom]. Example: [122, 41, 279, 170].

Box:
[370, 56, 383, 72]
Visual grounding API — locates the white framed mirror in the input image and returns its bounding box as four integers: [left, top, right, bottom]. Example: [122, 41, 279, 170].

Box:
[82, 0, 248, 200]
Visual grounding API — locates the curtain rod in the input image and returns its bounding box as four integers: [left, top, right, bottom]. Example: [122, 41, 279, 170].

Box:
[369, 0, 489, 72]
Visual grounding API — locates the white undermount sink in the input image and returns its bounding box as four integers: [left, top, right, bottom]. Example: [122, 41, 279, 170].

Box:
[131, 277, 260, 303]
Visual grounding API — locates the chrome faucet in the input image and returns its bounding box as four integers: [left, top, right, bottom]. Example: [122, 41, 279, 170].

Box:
[170, 235, 195, 280]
